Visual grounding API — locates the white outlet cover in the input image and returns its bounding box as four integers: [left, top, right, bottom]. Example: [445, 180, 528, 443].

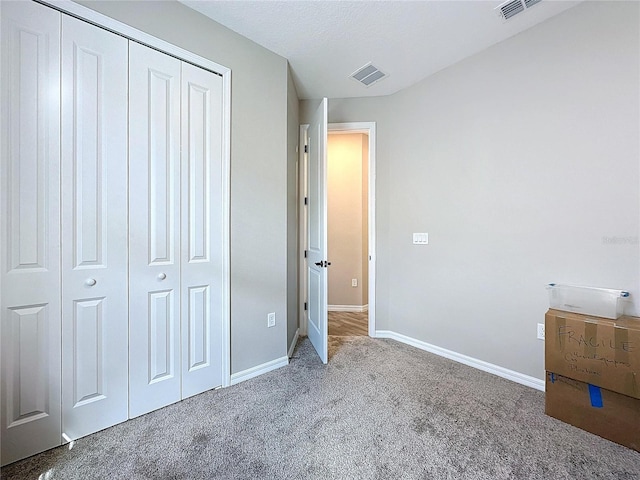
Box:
[268, 312, 276, 327]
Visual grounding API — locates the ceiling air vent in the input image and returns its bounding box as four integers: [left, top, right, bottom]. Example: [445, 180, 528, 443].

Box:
[496, 0, 542, 21]
[350, 63, 387, 87]
[524, 0, 542, 8]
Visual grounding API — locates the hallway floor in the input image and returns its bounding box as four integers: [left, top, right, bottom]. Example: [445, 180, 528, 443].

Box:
[328, 311, 368, 336]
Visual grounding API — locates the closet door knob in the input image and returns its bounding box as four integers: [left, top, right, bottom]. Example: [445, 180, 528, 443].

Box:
[157, 273, 167, 280]
[85, 278, 97, 286]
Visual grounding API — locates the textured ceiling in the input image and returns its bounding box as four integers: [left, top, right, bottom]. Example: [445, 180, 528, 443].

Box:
[180, 1, 583, 99]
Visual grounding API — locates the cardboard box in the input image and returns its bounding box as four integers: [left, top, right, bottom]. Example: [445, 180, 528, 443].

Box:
[545, 309, 640, 399]
[545, 372, 640, 452]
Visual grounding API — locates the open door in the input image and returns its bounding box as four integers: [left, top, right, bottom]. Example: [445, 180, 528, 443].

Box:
[306, 98, 328, 363]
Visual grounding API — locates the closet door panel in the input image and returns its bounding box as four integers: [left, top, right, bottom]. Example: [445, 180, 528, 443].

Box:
[61, 15, 128, 440]
[181, 63, 224, 399]
[129, 42, 182, 418]
[0, 1, 62, 466]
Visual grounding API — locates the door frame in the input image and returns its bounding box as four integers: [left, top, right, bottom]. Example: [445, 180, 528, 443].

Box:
[299, 121, 377, 338]
[41, 0, 232, 387]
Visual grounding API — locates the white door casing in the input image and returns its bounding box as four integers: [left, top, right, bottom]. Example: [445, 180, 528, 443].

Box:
[60, 14, 129, 440]
[306, 99, 329, 364]
[128, 42, 182, 418]
[180, 62, 224, 398]
[0, 1, 63, 465]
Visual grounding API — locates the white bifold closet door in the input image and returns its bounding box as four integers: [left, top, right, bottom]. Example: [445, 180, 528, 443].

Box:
[60, 14, 129, 439]
[128, 42, 224, 417]
[1, 1, 226, 465]
[128, 42, 182, 417]
[0, 1, 62, 464]
[180, 61, 224, 399]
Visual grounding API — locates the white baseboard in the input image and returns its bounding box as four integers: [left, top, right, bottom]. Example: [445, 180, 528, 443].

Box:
[230, 355, 289, 386]
[375, 330, 545, 392]
[328, 304, 368, 313]
[288, 328, 300, 358]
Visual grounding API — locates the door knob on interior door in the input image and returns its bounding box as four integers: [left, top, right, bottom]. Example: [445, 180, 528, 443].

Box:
[85, 278, 97, 286]
[314, 261, 323, 267]
[157, 273, 167, 280]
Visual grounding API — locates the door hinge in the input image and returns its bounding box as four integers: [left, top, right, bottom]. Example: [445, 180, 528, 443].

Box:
[304, 250, 307, 258]
[304, 145, 308, 153]
[304, 197, 308, 205]
[304, 302, 307, 311]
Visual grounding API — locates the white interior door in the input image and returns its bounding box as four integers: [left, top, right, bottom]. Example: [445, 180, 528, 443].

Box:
[128, 42, 182, 418]
[180, 62, 224, 398]
[61, 14, 129, 440]
[306, 98, 329, 363]
[0, 1, 62, 466]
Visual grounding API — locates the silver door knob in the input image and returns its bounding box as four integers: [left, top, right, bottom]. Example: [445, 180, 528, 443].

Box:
[85, 278, 97, 286]
[157, 273, 167, 280]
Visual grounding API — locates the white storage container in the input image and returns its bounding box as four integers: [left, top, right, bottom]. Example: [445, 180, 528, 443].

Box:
[547, 284, 630, 319]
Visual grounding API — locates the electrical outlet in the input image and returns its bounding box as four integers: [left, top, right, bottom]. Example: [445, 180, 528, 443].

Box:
[537, 323, 545, 340]
[352, 278, 358, 287]
[267, 312, 276, 328]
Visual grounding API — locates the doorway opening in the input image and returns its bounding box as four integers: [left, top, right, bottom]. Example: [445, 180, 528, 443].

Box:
[327, 130, 369, 336]
[298, 121, 376, 352]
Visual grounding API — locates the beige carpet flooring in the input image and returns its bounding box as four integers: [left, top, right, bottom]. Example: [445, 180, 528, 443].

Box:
[2, 336, 639, 479]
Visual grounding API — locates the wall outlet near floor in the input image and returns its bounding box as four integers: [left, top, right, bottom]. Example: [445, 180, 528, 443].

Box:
[267, 312, 276, 328]
[537, 323, 545, 340]
[352, 278, 358, 287]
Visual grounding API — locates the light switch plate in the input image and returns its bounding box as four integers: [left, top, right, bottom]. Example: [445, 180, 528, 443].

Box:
[413, 233, 428, 244]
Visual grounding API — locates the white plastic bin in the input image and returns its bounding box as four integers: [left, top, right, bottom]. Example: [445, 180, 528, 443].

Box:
[547, 284, 629, 319]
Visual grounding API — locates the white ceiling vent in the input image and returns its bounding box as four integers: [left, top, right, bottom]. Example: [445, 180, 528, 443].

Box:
[350, 63, 387, 87]
[495, 0, 542, 21]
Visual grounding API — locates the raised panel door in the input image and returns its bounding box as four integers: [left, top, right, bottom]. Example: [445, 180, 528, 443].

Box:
[0, 1, 62, 466]
[61, 14, 128, 440]
[128, 41, 182, 418]
[306, 99, 328, 364]
[180, 62, 224, 398]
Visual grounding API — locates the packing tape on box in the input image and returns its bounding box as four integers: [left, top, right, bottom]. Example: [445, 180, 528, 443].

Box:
[588, 384, 603, 408]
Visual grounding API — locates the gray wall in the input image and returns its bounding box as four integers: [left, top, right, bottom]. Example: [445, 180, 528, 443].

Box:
[287, 65, 300, 352]
[302, 1, 640, 380]
[77, 1, 289, 374]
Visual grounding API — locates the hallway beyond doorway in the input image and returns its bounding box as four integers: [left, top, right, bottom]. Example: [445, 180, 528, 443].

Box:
[328, 311, 368, 336]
